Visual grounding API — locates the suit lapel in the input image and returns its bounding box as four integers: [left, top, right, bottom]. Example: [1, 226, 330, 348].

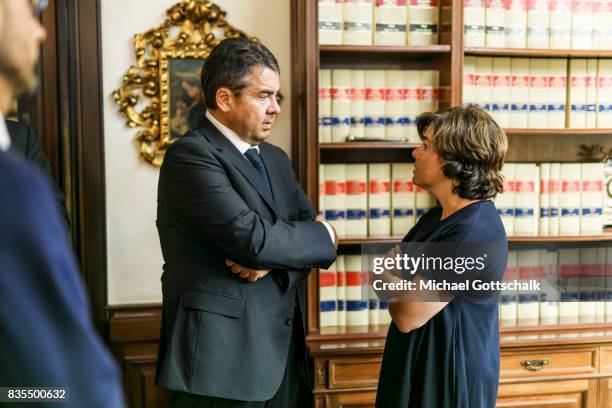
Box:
[194, 118, 278, 216]
[259, 143, 287, 219]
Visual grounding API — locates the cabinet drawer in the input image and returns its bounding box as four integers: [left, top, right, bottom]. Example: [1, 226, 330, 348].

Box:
[328, 357, 382, 390]
[599, 345, 612, 372]
[500, 347, 598, 379]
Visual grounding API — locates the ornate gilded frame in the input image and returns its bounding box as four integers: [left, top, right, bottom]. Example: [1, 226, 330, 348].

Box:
[113, 0, 253, 166]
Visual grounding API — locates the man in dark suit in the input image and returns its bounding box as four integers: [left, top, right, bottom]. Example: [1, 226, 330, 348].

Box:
[156, 38, 337, 407]
[0, 0, 124, 406]
[7, 119, 71, 229]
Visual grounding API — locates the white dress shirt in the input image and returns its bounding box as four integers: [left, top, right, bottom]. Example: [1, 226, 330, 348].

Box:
[205, 110, 336, 246]
[0, 113, 11, 152]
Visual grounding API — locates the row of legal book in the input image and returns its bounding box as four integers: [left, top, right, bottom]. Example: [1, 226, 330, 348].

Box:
[464, 57, 612, 129]
[497, 163, 605, 236]
[319, 247, 612, 328]
[319, 163, 437, 239]
[500, 247, 612, 327]
[319, 69, 441, 143]
[465, 0, 612, 50]
[319, 0, 439, 46]
[320, 162, 606, 239]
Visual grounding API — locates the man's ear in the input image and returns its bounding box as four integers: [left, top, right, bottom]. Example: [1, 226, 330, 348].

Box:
[215, 87, 234, 113]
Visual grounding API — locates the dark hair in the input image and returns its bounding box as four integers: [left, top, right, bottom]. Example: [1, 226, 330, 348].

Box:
[415, 106, 508, 199]
[200, 38, 280, 110]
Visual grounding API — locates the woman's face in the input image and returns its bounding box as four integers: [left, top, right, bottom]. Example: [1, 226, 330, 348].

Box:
[411, 125, 447, 190]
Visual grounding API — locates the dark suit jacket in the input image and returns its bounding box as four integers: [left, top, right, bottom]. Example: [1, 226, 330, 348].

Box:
[0, 150, 124, 407]
[155, 117, 336, 401]
[7, 120, 71, 229]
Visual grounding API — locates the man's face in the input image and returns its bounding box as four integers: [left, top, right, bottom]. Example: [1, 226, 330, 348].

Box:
[0, 0, 46, 96]
[224, 66, 281, 145]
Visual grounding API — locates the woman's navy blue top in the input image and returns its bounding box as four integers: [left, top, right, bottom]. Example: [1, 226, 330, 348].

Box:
[375, 200, 508, 408]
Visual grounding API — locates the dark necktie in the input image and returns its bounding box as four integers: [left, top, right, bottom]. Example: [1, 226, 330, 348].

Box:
[244, 147, 273, 196]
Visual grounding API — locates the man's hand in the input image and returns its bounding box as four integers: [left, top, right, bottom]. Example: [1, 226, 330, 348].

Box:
[225, 259, 271, 282]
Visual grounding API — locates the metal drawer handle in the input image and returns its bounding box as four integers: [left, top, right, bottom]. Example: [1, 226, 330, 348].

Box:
[520, 359, 550, 372]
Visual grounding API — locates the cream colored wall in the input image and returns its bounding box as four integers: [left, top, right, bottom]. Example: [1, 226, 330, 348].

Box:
[101, 0, 292, 304]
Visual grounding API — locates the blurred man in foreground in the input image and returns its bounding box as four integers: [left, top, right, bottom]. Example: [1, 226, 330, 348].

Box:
[0, 1, 124, 406]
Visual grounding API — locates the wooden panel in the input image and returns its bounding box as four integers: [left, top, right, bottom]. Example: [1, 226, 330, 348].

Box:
[498, 379, 597, 408]
[497, 392, 583, 408]
[328, 358, 382, 390]
[597, 377, 612, 408]
[599, 346, 612, 372]
[500, 347, 598, 379]
[328, 391, 376, 408]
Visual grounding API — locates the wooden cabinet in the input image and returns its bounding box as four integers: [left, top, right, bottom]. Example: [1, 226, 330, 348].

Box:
[309, 335, 612, 407]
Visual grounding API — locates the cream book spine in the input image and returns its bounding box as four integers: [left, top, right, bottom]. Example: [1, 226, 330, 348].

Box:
[319, 0, 344, 45]
[319, 261, 339, 327]
[343, 0, 374, 45]
[319, 164, 325, 216]
[546, 59, 567, 128]
[578, 248, 599, 323]
[485, 0, 506, 47]
[500, 250, 519, 327]
[385, 70, 406, 141]
[368, 163, 391, 237]
[407, 0, 440, 45]
[595, 247, 607, 323]
[517, 250, 541, 326]
[549, 0, 572, 49]
[323, 164, 347, 238]
[528, 59, 548, 129]
[597, 59, 612, 128]
[491, 57, 511, 128]
[391, 163, 416, 236]
[463, 56, 476, 107]
[404, 70, 421, 142]
[496, 163, 516, 236]
[420, 70, 440, 113]
[592, 0, 612, 48]
[586, 58, 598, 128]
[539, 163, 551, 236]
[571, 0, 593, 49]
[319, 69, 332, 143]
[558, 248, 581, 324]
[374, 0, 408, 45]
[364, 70, 387, 139]
[345, 255, 369, 326]
[580, 163, 604, 235]
[331, 69, 352, 142]
[345, 163, 369, 238]
[606, 247, 612, 322]
[569, 59, 588, 128]
[505, 0, 527, 47]
[510, 58, 530, 128]
[464, 0, 486, 46]
[548, 163, 561, 235]
[514, 164, 539, 236]
[539, 250, 560, 325]
[350, 69, 366, 139]
[474, 57, 493, 113]
[527, 0, 550, 48]
[336, 256, 347, 327]
[559, 163, 582, 235]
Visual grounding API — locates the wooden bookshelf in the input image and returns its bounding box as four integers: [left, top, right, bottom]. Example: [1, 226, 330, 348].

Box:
[320, 44, 451, 56]
[319, 142, 419, 150]
[292, 1, 612, 406]
[464, 47, 612, 58]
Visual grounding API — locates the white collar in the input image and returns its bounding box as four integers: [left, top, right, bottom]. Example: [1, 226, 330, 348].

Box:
[205, 110, 259, 155]
[0, 113, 10, 152]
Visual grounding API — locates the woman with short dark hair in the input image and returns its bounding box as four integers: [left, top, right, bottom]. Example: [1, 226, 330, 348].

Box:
[375, 106, 509, 407]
